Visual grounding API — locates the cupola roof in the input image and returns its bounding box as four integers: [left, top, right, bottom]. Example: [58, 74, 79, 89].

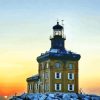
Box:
[53, 22, 63, 30]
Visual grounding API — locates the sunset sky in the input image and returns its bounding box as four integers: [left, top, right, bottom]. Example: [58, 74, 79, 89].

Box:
[0, 0, 100, 97]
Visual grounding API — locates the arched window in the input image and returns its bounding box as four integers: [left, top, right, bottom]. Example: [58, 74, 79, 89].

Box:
[55, 62, 61, 68]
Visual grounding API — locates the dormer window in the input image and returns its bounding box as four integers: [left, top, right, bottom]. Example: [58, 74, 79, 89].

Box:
[69, 64, 73, 69]
[55, 62, 61, 68]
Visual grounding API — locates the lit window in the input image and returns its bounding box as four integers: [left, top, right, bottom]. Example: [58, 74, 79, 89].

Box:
[68, 73, 74, 80]
[69, 64, 73, 69]
[55, 84, 61, 91]
[55, 62, 61, 68]
[68, 84, 74, 91]
[55, 72, 61, 79]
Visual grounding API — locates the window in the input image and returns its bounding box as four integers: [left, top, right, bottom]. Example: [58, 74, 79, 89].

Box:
[68, 73, 74, 80]
[35, 84, 38, 90]
[45, 73, 48, 79]
[55, 84, 61, 91]
[29, 84, 32, 90]
[40, 85, 44, 90]
[42, 73, 44, 78]
[55, 72, 61, 79]
[55, 62, 61, 68]
[69, 64, 73, 69]
[41, 63, 44, 69]
[45, 84, 49, 91]
[68, 84, 74, 91]
[41, 73, 44, 80]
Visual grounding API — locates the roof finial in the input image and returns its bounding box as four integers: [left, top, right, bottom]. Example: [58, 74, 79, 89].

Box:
[57, 18, 59, 25]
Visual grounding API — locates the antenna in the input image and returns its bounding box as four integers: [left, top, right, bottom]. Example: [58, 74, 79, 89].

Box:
[61, 20, 64, 26]
[61, 20, 64, 36]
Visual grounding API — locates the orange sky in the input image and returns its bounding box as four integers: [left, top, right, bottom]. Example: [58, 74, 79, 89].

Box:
[0, 53, 100, 96]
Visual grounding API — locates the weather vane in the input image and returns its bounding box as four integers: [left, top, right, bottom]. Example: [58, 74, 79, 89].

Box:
[61, 20, 64, 26]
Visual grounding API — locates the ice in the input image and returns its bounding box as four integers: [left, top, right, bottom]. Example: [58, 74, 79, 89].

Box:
[63, 94, 70, 100]
[10, 92, 100, 100]
[26, 93, 34, 99]
[48, 93, 55, 98]
[39, 94, 47, 100]
[16, 98, 23, 100]
[70, 93, 78, 98]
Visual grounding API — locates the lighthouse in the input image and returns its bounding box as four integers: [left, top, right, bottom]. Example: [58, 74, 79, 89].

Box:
[26, 21, 81, 93]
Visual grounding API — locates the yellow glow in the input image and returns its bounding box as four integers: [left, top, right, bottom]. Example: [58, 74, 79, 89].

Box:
[4, 96, 7, 98]
[0, 49, 38, 96]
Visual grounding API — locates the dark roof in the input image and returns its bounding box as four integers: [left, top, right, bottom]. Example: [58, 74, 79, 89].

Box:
[37, 49, 81, 62]
[53, 22, 63, 30]
[26, 74, 39, 82]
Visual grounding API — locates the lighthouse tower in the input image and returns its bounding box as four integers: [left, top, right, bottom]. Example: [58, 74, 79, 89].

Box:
[27, 22, 81, 93]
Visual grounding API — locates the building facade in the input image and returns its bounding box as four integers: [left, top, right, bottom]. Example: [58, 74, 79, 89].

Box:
[26, 22, 81, 93]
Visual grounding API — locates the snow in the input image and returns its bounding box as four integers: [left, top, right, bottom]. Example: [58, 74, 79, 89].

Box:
[10, 92, 100, 100]
[50, 49, 58, 53]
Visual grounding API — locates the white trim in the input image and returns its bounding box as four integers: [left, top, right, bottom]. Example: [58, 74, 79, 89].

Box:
[72, 84, 74, 91]
[68, 84, 70, 91]
[55, 84, 61, 91]
[29, 84, 32, 90]
[46, 62, 49, 68]
[55, 72, 61, 79]
[72, 73, 74, 79]
[59, 84, 61, 90]
[68, 73, 74, 80]
[35, 83, 38, 90]
[68, 84, 74, 91]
